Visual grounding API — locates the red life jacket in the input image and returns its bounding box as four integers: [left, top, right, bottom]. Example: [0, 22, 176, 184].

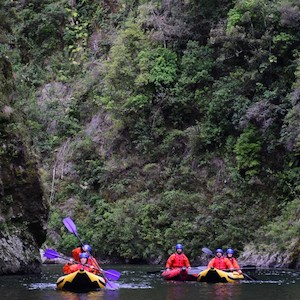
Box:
[228, 257, 240, 269]
[63, 263, 96, 274]
[208, 257, 233, 270]
[166, 253, 191, 268]
[72, 247, 82, 262]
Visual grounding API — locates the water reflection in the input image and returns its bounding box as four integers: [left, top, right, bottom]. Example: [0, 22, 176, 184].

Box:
[166, 283, 188, 300]
[58, 286, 120, 300]
[210, 283, 241, 300]
[1, 265, 300, 300]
[60, 290, 105, 300]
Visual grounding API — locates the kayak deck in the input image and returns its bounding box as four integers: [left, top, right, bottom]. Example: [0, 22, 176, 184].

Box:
[197, 267, 244, 283]
[56, 269, 106, 292]
[162, 268, 198, 281]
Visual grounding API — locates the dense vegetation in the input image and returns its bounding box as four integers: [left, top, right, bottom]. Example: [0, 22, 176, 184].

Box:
[2, 0, 300, 265]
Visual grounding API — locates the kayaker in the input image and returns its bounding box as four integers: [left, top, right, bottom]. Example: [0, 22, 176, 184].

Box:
[207, 248, 234, 271]
[63, 252, 97, 274]
[71, 244, 102, 274]
[165, 244, 191, 270]
[226, 248, 242, 274]
[72, 244, 92, 261]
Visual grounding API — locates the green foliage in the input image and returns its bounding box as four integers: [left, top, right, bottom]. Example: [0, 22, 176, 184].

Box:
[15, 1, 67, 62]
[173, 42, 214, 123]
[234, 125, 263, 177]
[275, 167, 300, 201]
[197, 71, 251, 149]
[103, 20, 150, 107]
[124, 94, 150, 111]
[253, 197, 300, 255]
[81, 190, 208, 260]
[5, 0, 300, 264]
[63, 2, 90, 63]
[227, 8, 243, 32]
[178, 42, 214, 88]
[137, 47, 177, 86]
[226, 0, 273, 35]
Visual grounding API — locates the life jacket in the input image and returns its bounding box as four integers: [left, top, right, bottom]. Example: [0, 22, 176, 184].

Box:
[207, 256, 233, 270]
[71, 247, 82, 262]
[88, 256, 102, 275]
[227, 256, 242, 273]
[228, 257, 240, 269]
[166, 253, 191, 269]
[63, 262, 97, 274]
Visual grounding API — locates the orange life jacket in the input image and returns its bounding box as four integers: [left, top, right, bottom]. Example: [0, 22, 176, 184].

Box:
[71, 247, 82, 262]
[166, 253, 191, 269]
[207, 257, 233, 270]
[228, 257, 240, 269]
[228, 256, 242, 273]
[63, 263, 97, 274]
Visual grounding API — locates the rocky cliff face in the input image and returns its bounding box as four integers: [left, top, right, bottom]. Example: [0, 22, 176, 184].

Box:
[240, 242, 300, 269]
[0, 56, 49, 274]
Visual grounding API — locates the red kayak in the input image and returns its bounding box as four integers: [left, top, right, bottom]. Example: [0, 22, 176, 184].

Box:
[161, 268, 198, 281]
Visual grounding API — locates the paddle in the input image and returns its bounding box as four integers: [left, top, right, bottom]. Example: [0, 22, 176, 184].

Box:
[146, 269, 163, 274]
[202, 247, 214, 256]
[63, 217, 118, 289]
[187, 266, 207, 274]
[63, 217, 102, 269]
[44, 248, 120, 281]
[63, 217, 84, 245]
[148, 266, 207, 275]
[201, 247, 257, 281]
[240, 272, 257, 281]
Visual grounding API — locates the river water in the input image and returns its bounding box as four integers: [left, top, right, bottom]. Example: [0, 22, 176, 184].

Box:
[0, 264, 299, 300]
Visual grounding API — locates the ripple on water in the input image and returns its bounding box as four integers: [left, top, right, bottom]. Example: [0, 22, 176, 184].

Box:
[26, 283, 57, 290]
[118, 283, 152, 289]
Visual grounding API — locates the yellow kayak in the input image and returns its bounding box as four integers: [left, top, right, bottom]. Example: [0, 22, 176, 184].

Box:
[197, 267, 244, 283]
[56, 269, 106, 292]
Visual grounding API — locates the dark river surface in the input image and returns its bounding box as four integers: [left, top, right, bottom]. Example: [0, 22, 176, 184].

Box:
[0, 264, 300, 300]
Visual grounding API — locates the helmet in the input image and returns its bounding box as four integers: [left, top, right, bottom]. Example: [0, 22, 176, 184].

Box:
[83, 244, 91, 252]
[79, 252, 89, 259]
[226, 248, 234, 254]
[216, 248, 223, 254]
[175, 243, 183, 250]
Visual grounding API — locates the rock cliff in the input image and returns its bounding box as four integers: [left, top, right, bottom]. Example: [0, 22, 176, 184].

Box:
[0, 56, 49, 274]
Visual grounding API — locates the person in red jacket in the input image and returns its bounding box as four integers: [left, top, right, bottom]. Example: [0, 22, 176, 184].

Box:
[72, 244, 92, 261]
[226, 248, 242, 274]
[207, 248, 234, 270]
[165, 244, 191, 270]
[63, 252, 97, 274]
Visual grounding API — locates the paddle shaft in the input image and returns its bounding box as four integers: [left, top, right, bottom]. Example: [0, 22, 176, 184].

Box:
[47, 251, 102, 272]
[222, 267, 256, 271]
[148, 266, 206, 275]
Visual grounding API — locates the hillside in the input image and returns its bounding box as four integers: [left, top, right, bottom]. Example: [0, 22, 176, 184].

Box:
[2, 0, 299, 267]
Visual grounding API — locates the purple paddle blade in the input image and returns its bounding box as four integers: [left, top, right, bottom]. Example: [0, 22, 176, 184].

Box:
[44, 248, 60, 259]
[103, 269, 121, 280]
[63, 217, 78, 235]
[202, 247, 213, 256]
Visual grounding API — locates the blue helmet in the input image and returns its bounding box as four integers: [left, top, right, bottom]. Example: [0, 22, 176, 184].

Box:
[226, 248, 234, 254]
[83, 244, 91, 252]
[216, 248, 223, 254]
[176, 243, 183, 250]
[79, 252, 89, 259]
